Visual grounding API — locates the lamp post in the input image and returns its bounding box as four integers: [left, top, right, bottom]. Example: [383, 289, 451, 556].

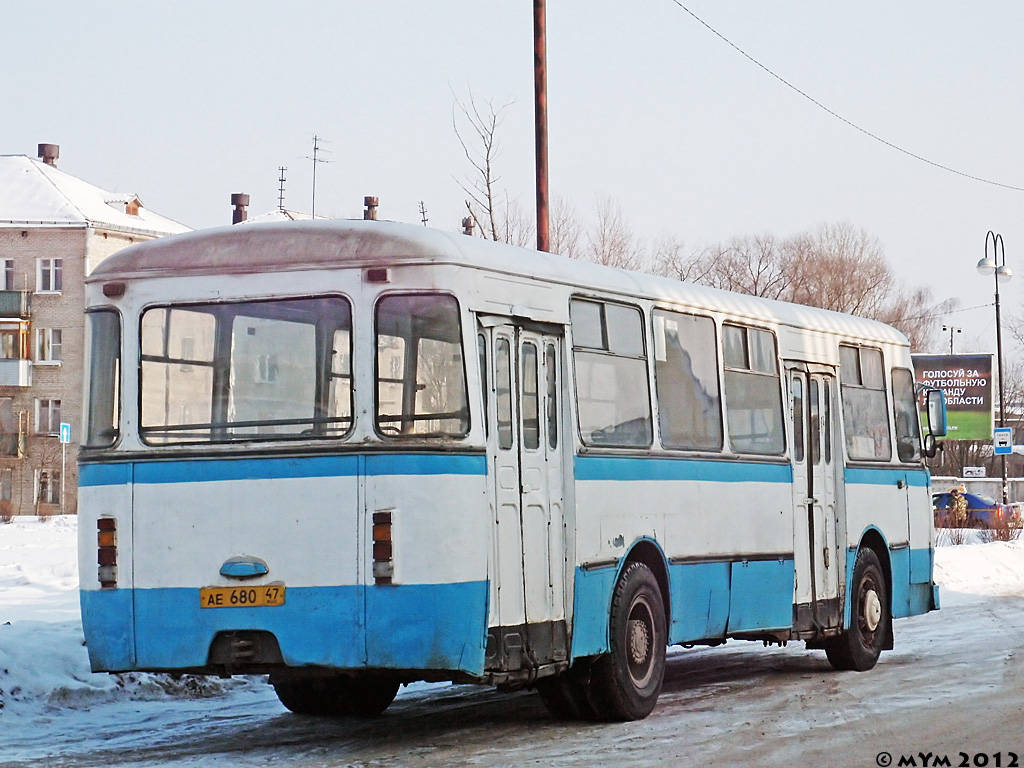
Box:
[977, 231, 1013, 504]
[941, 324, 962, 355]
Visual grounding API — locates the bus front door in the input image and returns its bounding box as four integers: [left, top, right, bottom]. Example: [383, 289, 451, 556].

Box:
[483, 321, 568, 675]
[789, 366, 842, 634]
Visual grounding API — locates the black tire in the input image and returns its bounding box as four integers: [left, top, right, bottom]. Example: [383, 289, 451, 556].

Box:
[536, 667, 597, 721]
[271, 676, 347, 715]
[272, 674, 399, 717]
[587, 562, 666, 721]
[824, 548, 888, 671]
[340, 675, 400, 717]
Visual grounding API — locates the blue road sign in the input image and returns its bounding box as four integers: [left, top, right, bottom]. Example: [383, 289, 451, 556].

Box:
[994, 427, 1013, 455]
[59, 422, 71, 444]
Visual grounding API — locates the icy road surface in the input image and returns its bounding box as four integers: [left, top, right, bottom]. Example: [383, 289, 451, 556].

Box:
[2, 518, 1023, 767]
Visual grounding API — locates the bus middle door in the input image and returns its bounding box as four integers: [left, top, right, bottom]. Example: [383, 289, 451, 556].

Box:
[484, 320, 568, 675]
[789, 364, 842, 634]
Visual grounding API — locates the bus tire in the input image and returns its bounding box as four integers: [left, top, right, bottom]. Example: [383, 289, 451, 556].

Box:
[272, 676, 346, 716]
[825, 548, 888, 671]
[339, 675, 400, 717]
[536, 667, 597, 720]
[587, 561, 666, 721]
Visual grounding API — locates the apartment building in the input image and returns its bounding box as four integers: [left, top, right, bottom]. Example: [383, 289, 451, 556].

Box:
[0, 144, 189, 515]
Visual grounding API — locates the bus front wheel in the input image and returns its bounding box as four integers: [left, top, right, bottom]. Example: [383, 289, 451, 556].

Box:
[588, 561, 666, 721]
[824, 547, 888, 671]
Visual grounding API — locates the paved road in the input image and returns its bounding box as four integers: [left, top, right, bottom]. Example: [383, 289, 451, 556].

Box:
[5, 593, 1023, 768]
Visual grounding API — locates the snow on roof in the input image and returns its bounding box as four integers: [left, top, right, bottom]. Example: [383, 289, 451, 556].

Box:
[0, 155, 191, 237]
[240, 208, 314, 224]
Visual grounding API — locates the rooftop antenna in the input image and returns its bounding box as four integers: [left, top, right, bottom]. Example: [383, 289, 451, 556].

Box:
[419, 201, 428, 226]
[305, 134, 332, 219]
[277, 167, 287, 212]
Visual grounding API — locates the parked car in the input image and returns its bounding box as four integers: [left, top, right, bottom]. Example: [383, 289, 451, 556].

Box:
[932, 490, 1021, 529]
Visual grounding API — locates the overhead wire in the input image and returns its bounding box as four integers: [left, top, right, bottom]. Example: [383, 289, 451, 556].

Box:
[669, 2, 1024, 193]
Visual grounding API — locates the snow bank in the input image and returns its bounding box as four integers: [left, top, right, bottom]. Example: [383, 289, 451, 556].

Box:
[0, 517, 256, 716]
[1, 516, 1022, 718]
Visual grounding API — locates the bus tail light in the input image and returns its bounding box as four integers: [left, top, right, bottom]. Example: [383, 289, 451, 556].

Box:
[97, 517, 118, 588]
[372, 510, 394, 585]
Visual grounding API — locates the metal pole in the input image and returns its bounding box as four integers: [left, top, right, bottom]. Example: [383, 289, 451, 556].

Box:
[995, 264, 1008, 504]
[533, 0, 550, 252]
[61, 441, 65, 515]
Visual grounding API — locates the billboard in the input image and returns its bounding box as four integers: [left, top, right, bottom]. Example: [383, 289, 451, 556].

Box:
[912, 354, 994, 440]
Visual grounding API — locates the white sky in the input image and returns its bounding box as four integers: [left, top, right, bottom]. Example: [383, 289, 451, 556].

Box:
[3, 1, 1024, 354]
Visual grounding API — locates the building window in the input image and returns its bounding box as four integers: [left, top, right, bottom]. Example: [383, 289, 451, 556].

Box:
[0, 467, 11, 502]
[2, 260, 14, 291]
[37, 258, 62, 293]
[35, 328, 62, 363]
[35, 398, 61, 435]
[36, 469, 60, 505]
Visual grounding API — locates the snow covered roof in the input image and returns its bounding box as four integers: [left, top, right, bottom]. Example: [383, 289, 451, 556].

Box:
[240, 208, 314, 224]
[0, 155, 191, 237]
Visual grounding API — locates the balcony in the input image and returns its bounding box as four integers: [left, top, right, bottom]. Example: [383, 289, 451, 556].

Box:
[0, 360, 31, 387]
[0, 292, 30, 319]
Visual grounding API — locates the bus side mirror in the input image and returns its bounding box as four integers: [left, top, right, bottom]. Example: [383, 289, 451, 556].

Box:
[923, 433, 939, 459]
[926, 389, 947, 438]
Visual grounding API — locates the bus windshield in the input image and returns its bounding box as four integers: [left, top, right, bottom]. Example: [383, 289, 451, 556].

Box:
[139, 296, 352, 444]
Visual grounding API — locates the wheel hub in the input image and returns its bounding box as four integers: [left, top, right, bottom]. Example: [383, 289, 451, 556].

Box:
[862, 588, 882, 632]
[628, 617, 650, 666]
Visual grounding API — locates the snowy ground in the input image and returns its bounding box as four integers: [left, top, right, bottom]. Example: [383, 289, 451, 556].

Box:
[1, 517, 1023, 767]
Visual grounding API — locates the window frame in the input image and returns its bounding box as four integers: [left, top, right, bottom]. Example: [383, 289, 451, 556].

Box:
[35, 397, 61, 435]
[373, 291, 471, 440]
[137, 295, 355, 446]
[570, 297, 653, 449]
[651, 307, 723, 452]
[721, 322, 786, 456]
[34, 327, 62, 365]
[838, 344, 893, 462]
[36, 258, 63, 294]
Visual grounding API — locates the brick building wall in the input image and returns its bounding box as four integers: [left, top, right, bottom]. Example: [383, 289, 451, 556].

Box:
[0, 225, 154, 515]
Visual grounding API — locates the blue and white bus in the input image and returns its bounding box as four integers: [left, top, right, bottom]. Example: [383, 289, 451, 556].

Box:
[78, 220, 945, 721]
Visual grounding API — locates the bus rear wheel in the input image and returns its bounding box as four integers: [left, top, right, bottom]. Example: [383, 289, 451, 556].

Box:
[272, 674, 399, 717]
[587, 561, 666, 721]
[824, 548, 888, 671]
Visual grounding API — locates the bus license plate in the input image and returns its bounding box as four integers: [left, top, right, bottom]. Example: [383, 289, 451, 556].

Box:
[200, 585, 285, 609]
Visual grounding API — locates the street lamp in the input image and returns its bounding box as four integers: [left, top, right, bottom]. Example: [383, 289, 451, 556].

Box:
[941, 324, 962, 355]
[977, 230, 1013, 503]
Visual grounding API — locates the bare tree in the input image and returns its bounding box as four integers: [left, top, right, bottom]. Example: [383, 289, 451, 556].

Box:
[699, 234, 789, 300]
[549, 196, 585, 259]
[650, 234, 710, 283]
[587, 196, 645, 270]
[452, 90, 513, 241]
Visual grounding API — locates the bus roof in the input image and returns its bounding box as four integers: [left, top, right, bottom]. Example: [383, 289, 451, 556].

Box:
[88, 218, 910, 348]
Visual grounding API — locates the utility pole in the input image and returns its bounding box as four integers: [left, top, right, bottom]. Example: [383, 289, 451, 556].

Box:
[419, 201, 429, 226]
[533, 0, 550, 252]
[307, 135, 332, 219]
[278, 167, 287, 212]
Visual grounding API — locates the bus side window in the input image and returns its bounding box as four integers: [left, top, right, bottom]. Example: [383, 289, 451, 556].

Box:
[722, 324, 785, 455]
[892, 367, 922, 463]
[652, 309, 722, 451]
[570, 299, 652, 448]
[839, 345, 892, 461]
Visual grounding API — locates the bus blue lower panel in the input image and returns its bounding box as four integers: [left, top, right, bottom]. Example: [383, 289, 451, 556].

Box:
[82, 581, 489, 676]
[845, 546, 937, 623]
[571, 558, 795, 658]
